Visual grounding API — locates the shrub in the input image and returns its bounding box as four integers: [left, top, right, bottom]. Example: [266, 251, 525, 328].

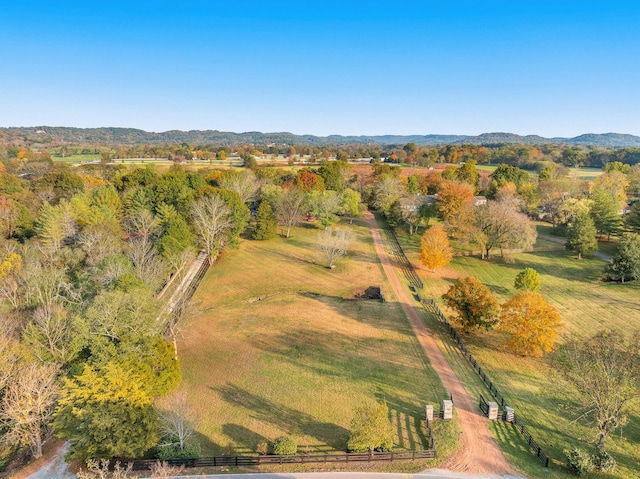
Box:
[256, 441, 269, 455]
[591, 447, 616, 472]
[564, 447, 594, 476]
[0, 459, 6, 473]
[514, 267, 541, 291]
[272, 436, 297, 455]
[156, 442, 201, 460]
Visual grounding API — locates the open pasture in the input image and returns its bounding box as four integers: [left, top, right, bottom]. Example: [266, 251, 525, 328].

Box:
[175, 219, 452, 462]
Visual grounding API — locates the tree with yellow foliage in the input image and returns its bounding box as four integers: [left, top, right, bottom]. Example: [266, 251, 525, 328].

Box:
[419, 224, 453, 272]
[498, 291, 563, 357]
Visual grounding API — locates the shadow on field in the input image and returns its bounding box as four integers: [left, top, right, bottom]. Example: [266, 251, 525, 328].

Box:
[222, 423, 267, 453]
[377, 394, 429, 450]
[214, 384, 350, 450]
[299, 292, 413, 334]
[251, 327, 427, 396]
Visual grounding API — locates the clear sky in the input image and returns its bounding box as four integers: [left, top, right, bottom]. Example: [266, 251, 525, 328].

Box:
[1, 1, 639, 137]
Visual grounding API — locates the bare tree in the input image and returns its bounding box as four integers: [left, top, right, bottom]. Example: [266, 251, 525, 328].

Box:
[273, 188, 306, 238]
[78, 224, 123, 267]
[158, 392, 198, 451]
[318, 227, 356, 268]
[124, 209, 167, 289]
[219, 170, 260, 204]
[555, 330, 640, 450]
[25, 264, 80, 311]
[22, 305, 84, 365]
[191, 193, 233, 261]
[0, 361, 60, 458]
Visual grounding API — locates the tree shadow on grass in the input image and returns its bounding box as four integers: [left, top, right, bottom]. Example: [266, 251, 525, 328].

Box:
[214, 383, 349, 450]
[222, 423, 267, 454]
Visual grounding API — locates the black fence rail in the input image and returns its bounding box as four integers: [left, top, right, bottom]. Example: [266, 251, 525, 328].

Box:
[381, 226, 423, 289]
[127, 450, 436, 471]
[425, 417, 436, 452]
[425, 299, 550, 468]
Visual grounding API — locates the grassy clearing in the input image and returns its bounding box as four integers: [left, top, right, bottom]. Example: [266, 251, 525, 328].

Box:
[174, 218, 453, 464]
[395, 226, 640, 478]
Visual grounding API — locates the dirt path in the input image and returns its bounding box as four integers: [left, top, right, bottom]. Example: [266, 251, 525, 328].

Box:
[363, 212, 517, 475]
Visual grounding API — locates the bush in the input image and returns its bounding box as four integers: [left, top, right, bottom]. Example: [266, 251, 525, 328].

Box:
[564, 447, 595, 476]
[256, 441, 269, 455]
[156, 442, 201, 460]
[272, 436, 297, 455]
[0, 459, 6, 473]
[592, 447, 616, 472]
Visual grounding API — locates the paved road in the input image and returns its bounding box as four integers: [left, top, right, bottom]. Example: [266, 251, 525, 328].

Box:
[362, 212, 517, 476]
[147, 471, 525, 479]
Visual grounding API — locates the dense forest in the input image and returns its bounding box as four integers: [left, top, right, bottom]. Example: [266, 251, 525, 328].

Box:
[2, 127, 640, 148]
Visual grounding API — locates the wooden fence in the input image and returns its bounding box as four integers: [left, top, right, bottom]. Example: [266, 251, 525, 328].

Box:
[381, 225, 423, 289]
[426, 299, 550, 468]
[126, 449, 436, 471]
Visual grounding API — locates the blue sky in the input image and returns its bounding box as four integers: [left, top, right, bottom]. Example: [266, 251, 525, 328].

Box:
[1, 1, 639, 136]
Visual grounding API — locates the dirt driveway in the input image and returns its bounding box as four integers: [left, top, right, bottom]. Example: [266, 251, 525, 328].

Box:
[363, 212, 517, 475]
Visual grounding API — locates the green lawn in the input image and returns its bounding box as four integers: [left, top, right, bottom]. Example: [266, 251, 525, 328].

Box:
[396, 226, 640, 478]
[172, 218, 455, 467]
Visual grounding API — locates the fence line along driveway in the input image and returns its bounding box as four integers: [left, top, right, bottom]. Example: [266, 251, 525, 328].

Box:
[362, 212, 517, 476]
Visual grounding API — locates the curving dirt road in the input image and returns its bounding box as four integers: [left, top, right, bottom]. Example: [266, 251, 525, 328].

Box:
[363, 211, 517, 476]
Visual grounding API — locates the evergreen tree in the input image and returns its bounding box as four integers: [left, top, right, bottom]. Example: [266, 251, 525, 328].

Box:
[605, 233, 640, 282]
[590, 188, 623, 240]
[53, 363, 158, 460]
[566, 212, 598, 259]
[252, 202, 276, 240]
[625, 202, 640, 233]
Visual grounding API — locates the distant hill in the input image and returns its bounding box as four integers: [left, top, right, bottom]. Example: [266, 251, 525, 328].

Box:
[2, 126, 640, 147]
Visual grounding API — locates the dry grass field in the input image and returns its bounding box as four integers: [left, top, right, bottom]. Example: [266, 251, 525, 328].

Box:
[173, 219, 457, 463]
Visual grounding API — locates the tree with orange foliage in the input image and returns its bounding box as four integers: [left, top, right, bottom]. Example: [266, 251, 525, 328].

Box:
[295, 171, 325, 192]
[419, 225, 453, 272]
[436, 180, 474, 237]
[498, 291, 563, 357]
[442, 276, 499, 332]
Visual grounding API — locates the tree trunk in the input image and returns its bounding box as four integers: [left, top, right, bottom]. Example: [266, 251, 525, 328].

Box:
[598, 432, 606, 450]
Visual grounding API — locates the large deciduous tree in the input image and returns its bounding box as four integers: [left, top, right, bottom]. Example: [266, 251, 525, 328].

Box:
[419, 224, 452, 273]
[555, 330, 640, 450]
[498, 291, 563, 357]
[473, 200, 537, 259]
[437, 181, 475, 238]
[442, 276, 499, 332]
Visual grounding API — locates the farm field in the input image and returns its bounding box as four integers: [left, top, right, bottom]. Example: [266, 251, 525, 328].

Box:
[395, 226, 640, 478]
[175, 218, 456, 466]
